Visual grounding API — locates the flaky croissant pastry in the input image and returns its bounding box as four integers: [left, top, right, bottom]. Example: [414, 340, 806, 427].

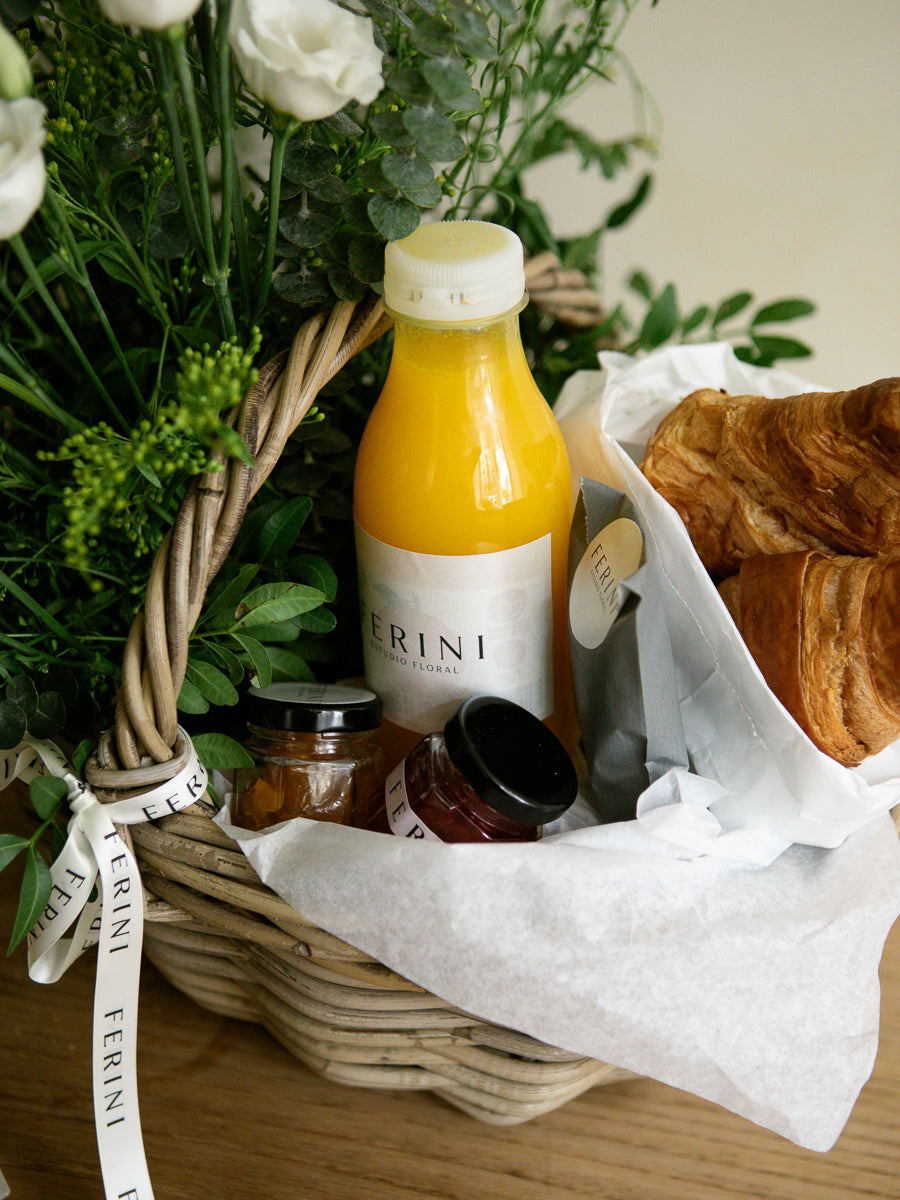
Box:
[640, 377, 900, 579]
[717, 551, 900, 766]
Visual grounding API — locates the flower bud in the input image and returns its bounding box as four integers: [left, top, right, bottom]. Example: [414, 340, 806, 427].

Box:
[0, 23, 32, 100]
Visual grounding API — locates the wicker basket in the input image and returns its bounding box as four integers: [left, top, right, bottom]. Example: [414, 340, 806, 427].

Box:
[80, 258, 639, 1125]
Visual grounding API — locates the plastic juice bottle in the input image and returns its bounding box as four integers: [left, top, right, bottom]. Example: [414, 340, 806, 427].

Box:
[353, 220, 575, 769]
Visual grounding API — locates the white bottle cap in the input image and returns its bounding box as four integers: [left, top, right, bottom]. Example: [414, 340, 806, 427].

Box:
[383, 220, 526, 323]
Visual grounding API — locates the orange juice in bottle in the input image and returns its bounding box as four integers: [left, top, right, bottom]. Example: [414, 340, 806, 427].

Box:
[353, 220, 575, 768]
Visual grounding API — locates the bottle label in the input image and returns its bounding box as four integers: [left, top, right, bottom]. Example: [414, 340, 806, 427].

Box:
[383, 761, 442, 840]
[355, 524, 553, 734]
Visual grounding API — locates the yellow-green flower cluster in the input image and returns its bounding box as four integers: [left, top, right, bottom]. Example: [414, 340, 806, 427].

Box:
[41, 332, 261, 588]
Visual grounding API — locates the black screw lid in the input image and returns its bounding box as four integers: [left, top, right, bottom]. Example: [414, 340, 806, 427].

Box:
[246, 682, 382, 733]
[443, 696, 578, 825]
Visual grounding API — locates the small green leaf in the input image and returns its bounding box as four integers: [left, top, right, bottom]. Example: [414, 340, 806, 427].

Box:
[627, 270, 654, 301]
[289, 553, 339, 603]
[8, 847, 52, 954]
[681, 304, 711, 337]
[257, 496, 314, 564]
[264, 646, 316, 684]
[29, 775, 68, 820]
[72, 739, 93, 777]
[747, 334, 813, 364]
[367, 194, 420, 241]
[751, 298, 816, 327]
[176, 677, 210, 715]
[298, 607, 337, 634]
[192, 732, 254, 771]
[232, 582, 326, 629]
[185, 659, 239, 707]
[0, 834, 29, 873]
[606, 172, 652, 230]
[201, 564, 260, 626]
[232, 634, 273, 689]
[712, 290, 754, 327]
[639, 283, 679, 348]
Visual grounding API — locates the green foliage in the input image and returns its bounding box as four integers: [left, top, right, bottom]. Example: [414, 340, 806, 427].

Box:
[0, 0, 819, 948]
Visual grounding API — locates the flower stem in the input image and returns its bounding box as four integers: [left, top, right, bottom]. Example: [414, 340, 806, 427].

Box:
[168, 24, 237, 341]
[44, 188, 149, 417]
[8, 234, 129, 434]
[253, 117, 296, 325]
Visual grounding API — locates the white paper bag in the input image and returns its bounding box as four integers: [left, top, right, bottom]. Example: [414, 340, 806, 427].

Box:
[555, 343, 900, 863]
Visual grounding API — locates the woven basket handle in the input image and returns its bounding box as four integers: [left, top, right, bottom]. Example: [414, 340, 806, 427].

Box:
[86, 257, 603, 794]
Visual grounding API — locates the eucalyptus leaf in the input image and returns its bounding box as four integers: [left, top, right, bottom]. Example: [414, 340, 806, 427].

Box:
[272, 272, 333, 307]
[367, 194, 420, 241]
[606, 172, 652, 229]
[348, 236, 385, 284]
[328, 265, 368, 301]
[421, 57, 480, 111]
[6, 675, 37, 719]
[281, 143, 337, 185]
[29, 692, 66, 739]
[681, 304, 711, 336]
[278, 208, 339, 249]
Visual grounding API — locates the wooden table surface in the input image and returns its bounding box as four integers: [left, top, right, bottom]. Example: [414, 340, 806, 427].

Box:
[1, 797, 899, 1200]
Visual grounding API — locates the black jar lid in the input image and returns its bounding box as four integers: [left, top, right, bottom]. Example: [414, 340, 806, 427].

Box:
[443, 696, 577, 825]
[246, 682, 382, 733]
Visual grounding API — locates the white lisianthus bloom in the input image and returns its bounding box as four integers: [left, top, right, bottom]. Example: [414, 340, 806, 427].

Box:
[0, 97, 46, 240]
[230, 0, 384, 123]
[96, 0, 203, 32]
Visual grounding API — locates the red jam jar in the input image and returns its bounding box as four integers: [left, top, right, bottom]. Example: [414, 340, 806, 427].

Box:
[367, 695, 577, 843]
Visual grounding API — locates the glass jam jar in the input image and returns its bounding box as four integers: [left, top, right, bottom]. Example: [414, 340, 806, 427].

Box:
[233, 682, 384, 831]
[367, 695, 577, 843]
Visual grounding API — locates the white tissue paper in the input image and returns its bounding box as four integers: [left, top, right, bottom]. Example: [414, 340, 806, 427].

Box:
[216, 344, 900, 1152]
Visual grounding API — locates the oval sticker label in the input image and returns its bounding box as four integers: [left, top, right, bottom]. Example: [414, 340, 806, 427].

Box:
[569, 517, 644, 650]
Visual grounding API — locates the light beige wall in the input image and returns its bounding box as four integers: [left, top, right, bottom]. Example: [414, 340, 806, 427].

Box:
[529, 0, 900, 389]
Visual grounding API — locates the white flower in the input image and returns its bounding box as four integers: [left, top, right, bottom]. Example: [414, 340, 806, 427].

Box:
[230, 0, 383, 123]
[0, 97, 46, 240]
[0, 23, 33, 100]
[96, 0, 204, 32]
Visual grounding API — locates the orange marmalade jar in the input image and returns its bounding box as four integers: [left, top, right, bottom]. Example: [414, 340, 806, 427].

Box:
[233, 683, 384, 830]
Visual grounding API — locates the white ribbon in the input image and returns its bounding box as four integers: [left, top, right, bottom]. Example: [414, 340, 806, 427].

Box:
[3, 732, 207, 1200]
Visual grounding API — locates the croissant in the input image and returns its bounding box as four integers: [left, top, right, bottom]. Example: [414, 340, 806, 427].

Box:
[640, 377, 900, 578]
[717, 551, 900, 765]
